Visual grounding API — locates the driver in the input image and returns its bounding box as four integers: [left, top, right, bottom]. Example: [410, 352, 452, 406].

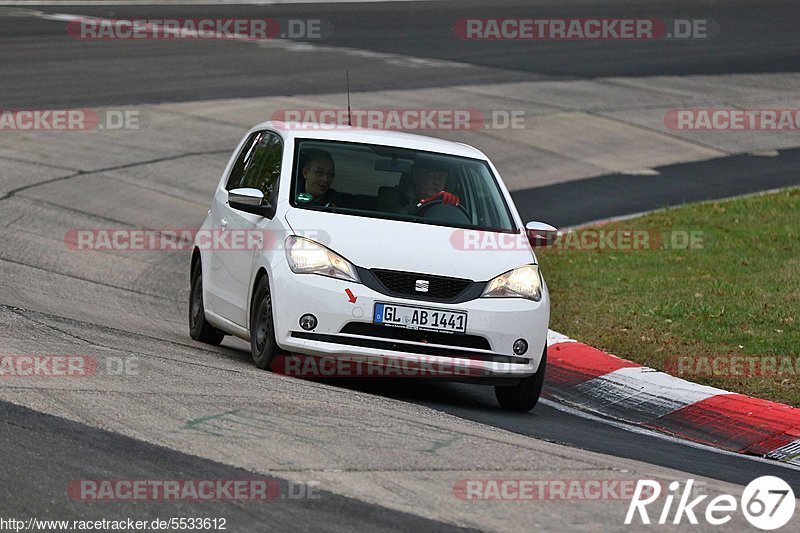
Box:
[386, 157, 460, 215]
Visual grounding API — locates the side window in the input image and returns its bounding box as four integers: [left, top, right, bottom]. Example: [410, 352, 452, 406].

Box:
[241, 133, 282, 206]
[225, 131, 265, 191]
[226, 132, 283, 203]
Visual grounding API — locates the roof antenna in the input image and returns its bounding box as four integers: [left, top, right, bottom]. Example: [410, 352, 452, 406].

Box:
[346, 70, 352, 127]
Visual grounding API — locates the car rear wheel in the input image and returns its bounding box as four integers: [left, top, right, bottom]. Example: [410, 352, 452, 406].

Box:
[189, 261, 225, 345]
[250, 276, 279, 370]
[494, 346, 547, 411]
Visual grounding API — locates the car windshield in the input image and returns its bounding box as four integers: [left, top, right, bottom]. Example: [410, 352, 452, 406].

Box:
[290, 139, 516, 232]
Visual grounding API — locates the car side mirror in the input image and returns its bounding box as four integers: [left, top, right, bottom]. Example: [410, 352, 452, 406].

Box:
[228, 188, 275, 218]
[525, 221, 558, 247]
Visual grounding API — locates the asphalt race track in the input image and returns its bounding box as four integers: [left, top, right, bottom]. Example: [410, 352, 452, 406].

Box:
[2, 0, 800, 107]
[0, 401, 472, 531]
[1, 1, 799, 530]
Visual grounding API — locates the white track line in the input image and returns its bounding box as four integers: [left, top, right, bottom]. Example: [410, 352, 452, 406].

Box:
[3, 1, 443, 5]
[18, 10, 473, 70]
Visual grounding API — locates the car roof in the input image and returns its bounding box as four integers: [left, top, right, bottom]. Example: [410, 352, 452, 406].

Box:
[252, 121, 489, 160]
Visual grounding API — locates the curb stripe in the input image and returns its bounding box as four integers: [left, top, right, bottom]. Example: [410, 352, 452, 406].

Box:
[545, 329, 800, 465]
[568, 366, 728, 424]
[546, 330, 577, 346]
[767, 440, 800, 466]
[545, 342, 640, 389]
[645, 394, 800, 454]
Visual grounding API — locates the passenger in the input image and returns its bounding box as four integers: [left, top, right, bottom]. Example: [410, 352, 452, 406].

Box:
[300, 149, 349, 207]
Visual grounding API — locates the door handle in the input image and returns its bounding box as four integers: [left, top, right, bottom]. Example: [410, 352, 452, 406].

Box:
[221, 218, 228, 229]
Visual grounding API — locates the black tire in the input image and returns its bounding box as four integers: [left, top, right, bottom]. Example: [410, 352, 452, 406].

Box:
[189, 261, 225, 345]
[250, 276, 279, 370]
[494, 346, 547, 411]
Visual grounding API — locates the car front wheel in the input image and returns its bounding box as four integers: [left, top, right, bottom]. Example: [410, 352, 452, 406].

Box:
[189, 261, 225, 345]
[494, 346, 547, 411]
[250, 276, 279, 370]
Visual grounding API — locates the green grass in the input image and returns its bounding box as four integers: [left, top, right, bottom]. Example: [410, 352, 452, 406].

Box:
[537, 187, 800, 406]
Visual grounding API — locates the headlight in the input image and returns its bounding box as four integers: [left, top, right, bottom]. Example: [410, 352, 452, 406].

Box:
[285, 236, 359, 282]
[481, 264, 542, 301]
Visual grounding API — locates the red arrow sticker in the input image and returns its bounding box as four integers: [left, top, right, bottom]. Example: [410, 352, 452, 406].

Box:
[345, 288, 357, 304]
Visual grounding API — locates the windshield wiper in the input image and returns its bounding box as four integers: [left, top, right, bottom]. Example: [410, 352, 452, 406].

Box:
[306, 205, 364, 215]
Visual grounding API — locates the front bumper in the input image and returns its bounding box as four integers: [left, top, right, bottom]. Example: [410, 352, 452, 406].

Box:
[269, 260, 550, 378]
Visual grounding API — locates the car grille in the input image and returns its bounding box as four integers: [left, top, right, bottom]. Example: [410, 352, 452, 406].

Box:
[340, 322, 491, 350]
[371, 269, 472, 300]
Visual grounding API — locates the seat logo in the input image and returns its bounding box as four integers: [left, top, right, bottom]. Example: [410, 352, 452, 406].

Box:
[415, 280, 430, 293]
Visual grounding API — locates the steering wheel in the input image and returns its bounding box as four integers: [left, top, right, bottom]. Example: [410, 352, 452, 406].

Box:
[415, 197, 471, 220]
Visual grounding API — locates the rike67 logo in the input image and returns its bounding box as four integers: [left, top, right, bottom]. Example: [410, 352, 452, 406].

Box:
[626, 476, 795, 530]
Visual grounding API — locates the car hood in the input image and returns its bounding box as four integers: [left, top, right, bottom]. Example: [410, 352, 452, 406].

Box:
[284, 208, 535, 281]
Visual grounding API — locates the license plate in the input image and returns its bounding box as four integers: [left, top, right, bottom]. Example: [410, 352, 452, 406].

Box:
[373, 302, 467, 334]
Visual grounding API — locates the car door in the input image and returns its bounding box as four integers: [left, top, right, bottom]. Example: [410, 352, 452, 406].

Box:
[210, 131, 283, 327]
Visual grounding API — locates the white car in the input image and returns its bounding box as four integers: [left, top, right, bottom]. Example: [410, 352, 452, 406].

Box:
[189, 121, 556, 410]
